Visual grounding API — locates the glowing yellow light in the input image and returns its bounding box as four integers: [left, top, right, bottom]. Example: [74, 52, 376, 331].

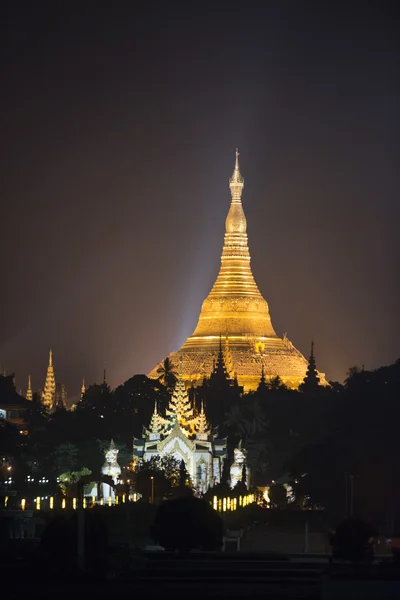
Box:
[4, 496, 8, 507]
[100, 498, 104, 506]
[92, 495, 96, 505]
[218, 499, 222, 512]
[122, 494, 126, 504]
[227, 497, 231, 510]
[21, 498, 26, 511]
[35, 496, 40, 511]
[213, 495, 217, 510]
[133, 493, 137, 502]
[223, 497, 227, 512]
[83, 497, 87, 509]
[73, 498, 77, 510]
[62, 498, 66, 509]
[239, 495, 242, 506]
[233, 498, 237, 511]
[49, 496, 54, 509]
[115, 495, 119, 505]
[108, 496, 112, 506]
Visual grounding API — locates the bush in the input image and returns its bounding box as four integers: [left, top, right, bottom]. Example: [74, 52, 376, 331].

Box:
[330, 518, 377, 562]
[268, 484, 287, 508]
[151, 497, 223, 552]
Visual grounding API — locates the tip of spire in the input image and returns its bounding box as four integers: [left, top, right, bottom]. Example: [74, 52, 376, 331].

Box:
[229, 148, 244, 190]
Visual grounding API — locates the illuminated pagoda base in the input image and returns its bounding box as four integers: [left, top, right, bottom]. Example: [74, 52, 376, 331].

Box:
[133, 363, 227, 494]
[149, 151, 327, 391]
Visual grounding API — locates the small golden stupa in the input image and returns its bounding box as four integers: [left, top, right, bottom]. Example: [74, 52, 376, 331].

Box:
[149, 151, 327, 390]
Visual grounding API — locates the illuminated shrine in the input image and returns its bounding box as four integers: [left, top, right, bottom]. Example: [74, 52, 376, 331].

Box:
[149, 151, 327, 390]
[133, 361, 227, 493]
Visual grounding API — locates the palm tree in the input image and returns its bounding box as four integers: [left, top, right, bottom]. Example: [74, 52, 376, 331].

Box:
[224, 399, 268, 444]
[245, 398, 268, 438]
[157, 357, 178, 391]
[224, 403, 248, 439]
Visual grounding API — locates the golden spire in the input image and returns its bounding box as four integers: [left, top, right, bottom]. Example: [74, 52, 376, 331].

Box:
[165, 362, 195, 435]
[186, 150, 277, 337]
[80, 378, 86, 401]
[229, 148, 244, 201]
[26, 374, 32, 401]
[42, 349, 56, 409]
[149, 401, 168, 434]
[196, 400, 210, 435]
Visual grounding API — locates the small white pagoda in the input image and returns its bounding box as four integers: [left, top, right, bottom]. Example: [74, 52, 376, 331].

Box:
[133, 359, 227, 493]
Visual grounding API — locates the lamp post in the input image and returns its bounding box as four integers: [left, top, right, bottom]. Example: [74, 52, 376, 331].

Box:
[150, 476, 154, 504]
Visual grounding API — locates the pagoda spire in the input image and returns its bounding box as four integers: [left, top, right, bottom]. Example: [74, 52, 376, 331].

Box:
[257, 364, 268, 393]
[165, 361, 195, 435]
[26, 374, 32, 401]
[80, 378, 86, 401]
[185, 150, 277, 347]
[229, 148, 244, 202]
[211, 334, 230, 382]
[196, 400, 210, 435]
[103, 369, 107, 385]
[42, 349, 56, 409]
[149, 401, 168, 434]
[299, 341, 321, 393]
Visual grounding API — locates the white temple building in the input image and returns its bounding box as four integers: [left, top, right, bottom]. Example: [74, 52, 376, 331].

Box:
[133, 361, 227, 494]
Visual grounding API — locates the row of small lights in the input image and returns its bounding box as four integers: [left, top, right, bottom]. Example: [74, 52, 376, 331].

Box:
[212, 494, 255, 512]
[4, 493, 140, 511]
[4, 476, 50, 485]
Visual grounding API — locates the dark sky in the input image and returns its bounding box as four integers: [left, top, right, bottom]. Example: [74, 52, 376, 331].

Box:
[1, 2, 399, 397]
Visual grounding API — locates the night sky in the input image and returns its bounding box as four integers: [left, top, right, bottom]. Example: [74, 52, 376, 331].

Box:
[1, 2, 398, 398]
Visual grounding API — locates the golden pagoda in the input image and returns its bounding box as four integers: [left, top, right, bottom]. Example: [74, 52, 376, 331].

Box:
[42, 349, 56, 409]
[26, 374, 32, 401]
[149, 151, 327, 390]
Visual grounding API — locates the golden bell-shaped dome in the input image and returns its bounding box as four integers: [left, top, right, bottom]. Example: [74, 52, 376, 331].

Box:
[225, 202, 247, 233]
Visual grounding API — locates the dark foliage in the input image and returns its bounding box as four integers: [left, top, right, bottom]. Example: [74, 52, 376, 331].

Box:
[268, 483, 287, 508]
[39, 512, 109, 574]
[330, 518, 377, 562]
[151, 496, 223, 551]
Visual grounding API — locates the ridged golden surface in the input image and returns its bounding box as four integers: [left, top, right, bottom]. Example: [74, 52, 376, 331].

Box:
[149, 152, 326, 390]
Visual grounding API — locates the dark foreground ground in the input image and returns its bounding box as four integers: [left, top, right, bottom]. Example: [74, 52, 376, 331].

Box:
[2, 546, 400, 600]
